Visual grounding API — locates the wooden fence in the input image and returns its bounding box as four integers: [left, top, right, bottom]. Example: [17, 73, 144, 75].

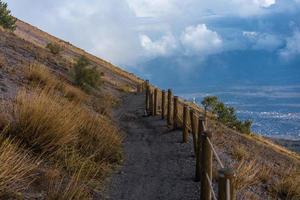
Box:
[139, 80, 236, 200]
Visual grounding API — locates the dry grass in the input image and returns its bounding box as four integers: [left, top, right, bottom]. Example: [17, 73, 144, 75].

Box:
[63, 84, 89, 103]
[12, 89, 82, 152]
[234, 160, 269, 191]
[0, 135, 39, 195]
[91, 93, 119, 117]
[10, 87, 121, 172]
[231, 145, 249, 161]
[25, 63, 88, 103]
[46, 167, 92, 200]
[5, 87, 122, 197]
[273, 170, 300, 200]
[25, 63, 62, 90]
[53, 147, 102, 181]
[78, 113, 122, 164]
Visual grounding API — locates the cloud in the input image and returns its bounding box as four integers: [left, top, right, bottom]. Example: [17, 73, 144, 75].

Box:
[5, 0, 300, 67]
[140, 33, 177, 56]
[6, 0, 146, 65]
[126, 0, 180, 18]
[243, 31, 283, 51]
[127, 0, 277, 19]
[253, 0, 276, 8]
[181, 24, 222, 55]
[279, 31, 300, 60]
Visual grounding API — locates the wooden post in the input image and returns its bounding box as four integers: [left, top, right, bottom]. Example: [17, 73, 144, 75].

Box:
[195, 118, 205, 182]
[190, 109, 198, 156]
[141, 82, 144, 92]
[151, 92, 155, 116]
[145, 80, 149, 112]
[167, 89, 172, 125]
[149, 92, 153, 116]
[183, 105, 189, 143]
[141, 83, 144, 92]
[218, 168, 236, 200]
[161, 90, 166, 119]
[173, 96, 178, 130]
[201, 131, 213, 200]
[154, 88, 158, 116]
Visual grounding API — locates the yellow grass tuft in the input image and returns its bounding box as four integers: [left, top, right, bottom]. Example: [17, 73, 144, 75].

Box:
[11, 87, 121, 164]
[78, 113, 122, 164]
[12, 89, 82, 152]
[63, 84, 89, 103]
[234, 160, 267, 191]
[25, 63, 88, 103]
[0, 135, 39, 195]
[46, 167, 92, 200]
[231, 145, 249, 161]
[25, 63, 62, 89]
[53, 147, 102, 181]
[273, 170, 300, 200]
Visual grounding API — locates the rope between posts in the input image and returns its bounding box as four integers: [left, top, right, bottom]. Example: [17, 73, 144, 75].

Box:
[206, 137, 224, 169]
[206, 173, 217, 200]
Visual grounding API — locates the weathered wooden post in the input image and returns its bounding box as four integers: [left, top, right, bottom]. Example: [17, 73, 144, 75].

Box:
[167, 89, 172, 125]
[149, 91, 153, 116]
[190, 109, 198, 156]
[161, 90, 166, 119]
[145, 80, 150, 112]
[141, 82, 145, 92]
[154, 88, 158, 116]
[201, 131, 213, 200]
[151, 92, 155, 116]
[195, 118, 205, 182]
[183, 105, 189, 143]
[173, 96, 178, 130]
[218, 168, 236, 200]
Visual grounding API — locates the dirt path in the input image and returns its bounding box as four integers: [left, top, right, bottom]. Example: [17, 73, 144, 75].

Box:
[105, 93, 200, 200]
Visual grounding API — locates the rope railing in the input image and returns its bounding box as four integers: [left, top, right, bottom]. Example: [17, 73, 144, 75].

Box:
[206, 173, 218, 200]
[207, 137, 224, 169]
[141, 80, 236, 200]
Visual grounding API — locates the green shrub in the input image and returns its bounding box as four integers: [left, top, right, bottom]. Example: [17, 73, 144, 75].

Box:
[0, 1, 16, 31]
[201, 96, 218, 118]
[73, 56, 101, 89]
[201, 96, 252, 134]
[46, 43, 61, 55]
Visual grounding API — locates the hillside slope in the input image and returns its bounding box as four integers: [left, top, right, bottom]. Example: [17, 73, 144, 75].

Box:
[0, 20, 141, 199]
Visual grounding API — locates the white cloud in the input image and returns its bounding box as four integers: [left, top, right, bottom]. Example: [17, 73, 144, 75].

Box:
[127, 0, 277, 19]
[6, 0, 300, 66]
[253, 0, 276, 8]
[126, 0, 180, 18]
[243, 31, 283, 51]
[280, 31, 300, 59]
[181, 24, 222, 55]
[6, 0, 145, 65]
[140, 33, 177, 56]
[243, 31, 259, 38]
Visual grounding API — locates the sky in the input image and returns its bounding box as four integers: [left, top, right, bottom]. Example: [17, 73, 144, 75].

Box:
[5, 0, 300, 66]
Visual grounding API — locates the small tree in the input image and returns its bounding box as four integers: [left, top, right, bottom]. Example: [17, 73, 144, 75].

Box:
[201, 95, 252, 134]
[0, 1, 16, 31]
[201, 96, 218, 119]
[235, 120, 252, 135]
[73, 56, 101, 90]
